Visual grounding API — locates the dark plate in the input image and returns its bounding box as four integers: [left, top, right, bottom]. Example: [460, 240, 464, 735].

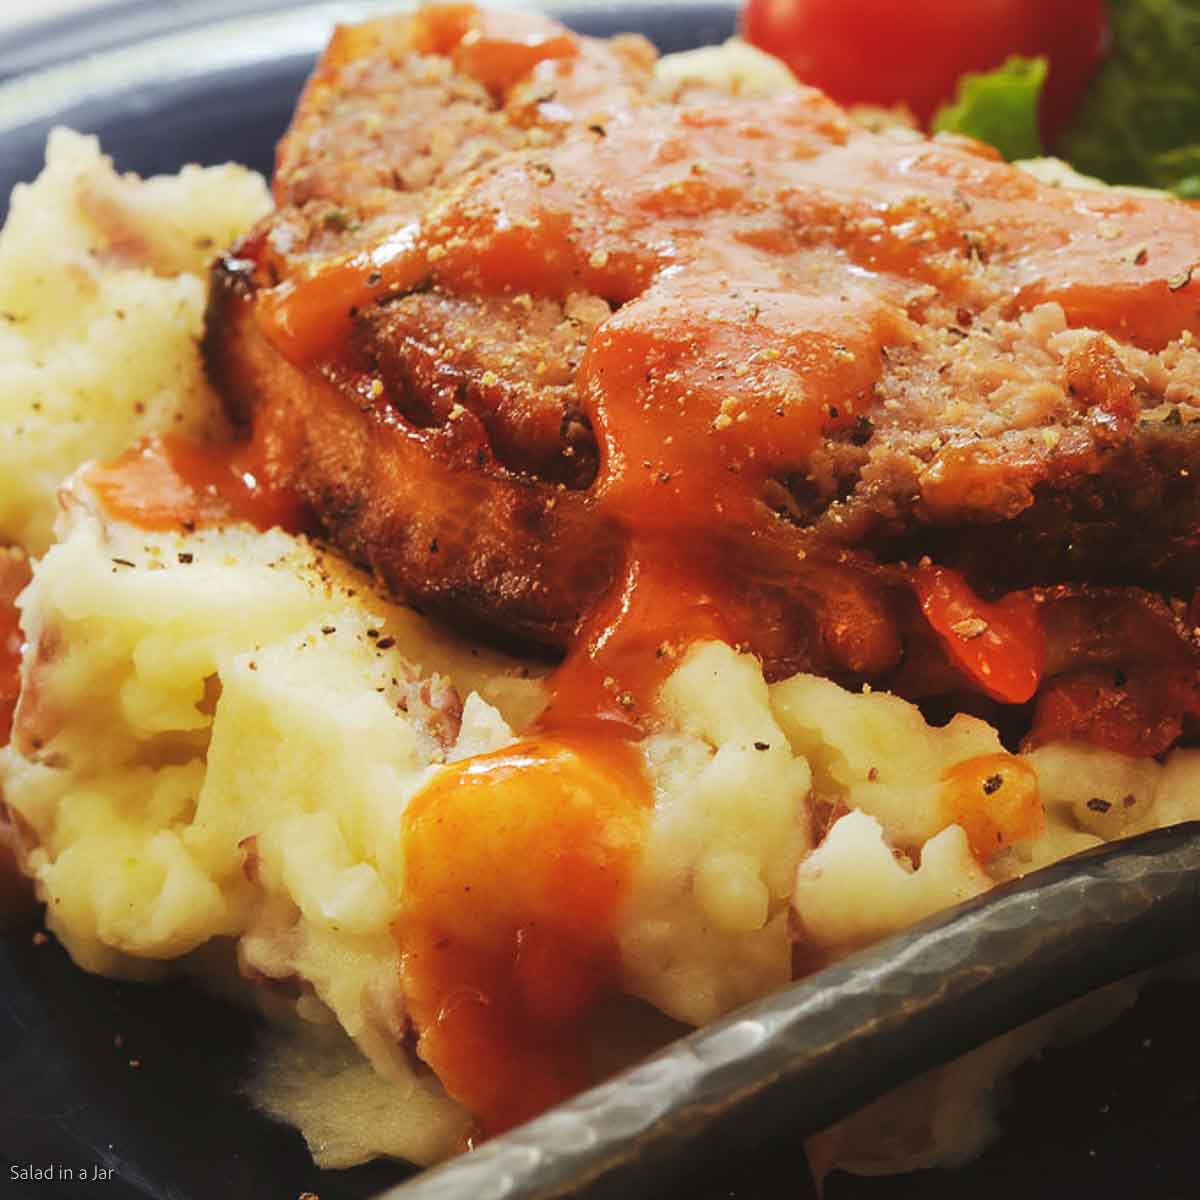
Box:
[0, 5, 1198, 1199]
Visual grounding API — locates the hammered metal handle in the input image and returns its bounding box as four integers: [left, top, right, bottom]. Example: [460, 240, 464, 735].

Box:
[381, 823, 1200, 1200]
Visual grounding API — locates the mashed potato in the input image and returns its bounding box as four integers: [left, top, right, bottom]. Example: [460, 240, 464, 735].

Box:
[7, 483, 1198, 1170]
[0, 129, 269, 555]
[3, 53, 1200, 1184]
[4, 491, 537, 1164]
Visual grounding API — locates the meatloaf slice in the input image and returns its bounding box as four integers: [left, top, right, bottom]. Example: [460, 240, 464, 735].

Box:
[205, 5, 1200, 696]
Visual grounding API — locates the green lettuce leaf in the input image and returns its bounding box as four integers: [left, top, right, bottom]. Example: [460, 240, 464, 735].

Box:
[932, 56, 1047, 161]
[1060, 0, 1200, 193]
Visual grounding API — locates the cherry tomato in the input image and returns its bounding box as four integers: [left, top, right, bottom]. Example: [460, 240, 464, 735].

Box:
[740, 0, 1108, 144]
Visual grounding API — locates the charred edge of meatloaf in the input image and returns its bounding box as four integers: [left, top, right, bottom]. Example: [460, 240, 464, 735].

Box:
[203, 252, 260, 430]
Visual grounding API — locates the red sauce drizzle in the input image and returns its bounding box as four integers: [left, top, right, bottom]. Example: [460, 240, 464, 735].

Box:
[86, 433, 308, 534]
[540, 553, 733, 734]
[395, 734, 649, 1138]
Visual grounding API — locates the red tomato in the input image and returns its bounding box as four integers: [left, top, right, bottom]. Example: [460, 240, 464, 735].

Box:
[740, 0, 1109, 144]
[913, 566, 1045, 705]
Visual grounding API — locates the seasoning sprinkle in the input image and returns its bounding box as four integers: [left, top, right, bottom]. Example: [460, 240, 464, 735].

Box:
[950, 616, 988, 640]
